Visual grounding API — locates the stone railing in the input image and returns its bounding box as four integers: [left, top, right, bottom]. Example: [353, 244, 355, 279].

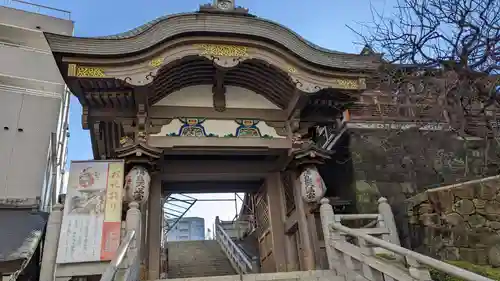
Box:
[320, 198, 495, 281]
[215, 216, 258, 274]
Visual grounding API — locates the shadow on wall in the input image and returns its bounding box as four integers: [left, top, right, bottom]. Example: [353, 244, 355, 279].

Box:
[318, 134, 357, 214]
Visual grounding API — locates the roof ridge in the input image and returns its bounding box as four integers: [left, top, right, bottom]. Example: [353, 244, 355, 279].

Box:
[88, 12, 354, 57]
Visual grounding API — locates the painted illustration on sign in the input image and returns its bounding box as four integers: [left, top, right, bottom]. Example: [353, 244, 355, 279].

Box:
[67, 167, 105, 215]
[56, 160, 125, 264]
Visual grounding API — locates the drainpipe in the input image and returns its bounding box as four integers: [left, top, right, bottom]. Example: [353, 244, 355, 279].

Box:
[50, 132, 57, 206]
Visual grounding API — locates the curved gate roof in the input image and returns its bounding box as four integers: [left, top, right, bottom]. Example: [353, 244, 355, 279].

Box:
[44, 10, 380, 71]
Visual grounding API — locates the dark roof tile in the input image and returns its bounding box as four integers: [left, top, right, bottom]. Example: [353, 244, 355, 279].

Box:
[0, 210, 48, 263]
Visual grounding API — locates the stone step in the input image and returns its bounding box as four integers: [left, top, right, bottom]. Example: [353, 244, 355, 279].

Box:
[160, 270, 341, 281]
[167, 240, 236, 278]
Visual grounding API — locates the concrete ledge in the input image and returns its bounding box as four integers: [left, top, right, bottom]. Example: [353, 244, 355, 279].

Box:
[55, 261, 108, 277]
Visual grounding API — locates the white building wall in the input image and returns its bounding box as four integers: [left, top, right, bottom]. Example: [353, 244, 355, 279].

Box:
[166, 217, 205, 242]
[0, 4, 73, 209]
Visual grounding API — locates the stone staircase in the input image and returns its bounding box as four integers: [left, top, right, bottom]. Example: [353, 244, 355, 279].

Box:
[167, 240, 237, 278]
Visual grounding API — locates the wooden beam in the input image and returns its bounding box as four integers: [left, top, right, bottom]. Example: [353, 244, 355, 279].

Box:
[148, 135, 291, 150]
[150, 106, 287, 121]
[162, 181, 261, 193]
[286, 90, 308, 119]
[284, 209, 298, 233]
[163, 173, 265, 182]
[88, 106, 288, 121]
[162, 160, 278, 174]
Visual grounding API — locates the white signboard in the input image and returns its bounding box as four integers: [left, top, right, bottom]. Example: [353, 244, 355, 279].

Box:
[56, 160, 124, 264]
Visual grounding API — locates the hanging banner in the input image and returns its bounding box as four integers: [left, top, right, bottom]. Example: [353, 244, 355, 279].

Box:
[56, 160, 124, 264]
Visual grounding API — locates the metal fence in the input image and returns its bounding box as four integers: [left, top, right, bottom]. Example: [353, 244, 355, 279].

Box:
[1, 0, 71, 20]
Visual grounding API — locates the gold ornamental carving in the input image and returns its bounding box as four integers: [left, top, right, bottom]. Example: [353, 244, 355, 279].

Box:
[68, 64, 106, 78]
[76, 67, 105, 78]
[196, 44, 249, 57]
[150, 57, 164, 68]
[332, 78, 365, 90]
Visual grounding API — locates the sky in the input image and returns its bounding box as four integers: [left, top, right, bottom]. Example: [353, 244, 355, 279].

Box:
[32, 0, 394, 234]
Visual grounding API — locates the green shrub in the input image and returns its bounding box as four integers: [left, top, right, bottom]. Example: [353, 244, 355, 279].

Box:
[430, 261, 500, 281]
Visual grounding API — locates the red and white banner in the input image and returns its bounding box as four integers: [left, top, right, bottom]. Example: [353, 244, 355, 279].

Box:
[56, 160, 124, 263]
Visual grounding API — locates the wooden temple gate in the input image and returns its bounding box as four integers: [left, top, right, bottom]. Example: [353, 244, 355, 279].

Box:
[39, 0, 385, 280]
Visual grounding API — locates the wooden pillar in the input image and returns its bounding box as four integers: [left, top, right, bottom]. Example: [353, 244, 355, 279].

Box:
[285, 231, 300, 271]
[292, 171, 316, 270]
[265, 172, 287, 272]
[148, 175, 162, 280]
[306, 207, 321, 268]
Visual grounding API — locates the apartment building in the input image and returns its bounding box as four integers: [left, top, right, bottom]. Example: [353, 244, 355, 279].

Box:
[0, 2, 73, 280]
[0, 1, 73, 209]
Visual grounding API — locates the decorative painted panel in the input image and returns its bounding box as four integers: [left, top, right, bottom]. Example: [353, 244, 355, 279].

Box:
[151, 118, 285, 139]
[177, 118, 216, 137]
[235, 119, 261, 137]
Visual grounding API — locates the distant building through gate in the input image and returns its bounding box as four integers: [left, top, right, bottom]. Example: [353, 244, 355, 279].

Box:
[166, 217, 205, 242]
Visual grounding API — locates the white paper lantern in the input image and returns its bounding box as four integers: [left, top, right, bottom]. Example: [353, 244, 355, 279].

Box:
[124, 166, 151, 204]
[299, 166, 326, 203]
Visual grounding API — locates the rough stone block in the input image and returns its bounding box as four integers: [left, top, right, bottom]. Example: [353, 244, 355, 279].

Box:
[453, 185, 475, 199]
[443, 212, 464, 226]
[488, 245, 500, 267]
[453, 199, 475, 215]
[485, 200, 500, 216]
[459, 248, 480, 264]
[468, 214, 487, 228]
[476, 182, 498, 200]
[441, 247, 460, 260]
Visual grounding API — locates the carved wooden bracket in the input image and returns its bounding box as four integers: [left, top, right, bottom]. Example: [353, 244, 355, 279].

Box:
[211, 56, 247, 68]
[137, 104, 147, 131]
[212, 68, 227, 112]
[264, 121, 288, 137]
[149, 119, 172, 134]
[82, 106, 89, 130]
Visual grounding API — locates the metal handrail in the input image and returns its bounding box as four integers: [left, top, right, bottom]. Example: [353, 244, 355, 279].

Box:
[215, 223, 253, 272]
[330, 223, 494, 281]
[1, 0, 71, 20]
[99, 230, 136, 281]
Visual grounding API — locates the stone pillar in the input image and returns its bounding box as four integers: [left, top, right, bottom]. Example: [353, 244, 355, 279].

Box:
[148, 175, 162, 279]
[292, 173, 316, 270]
[126, 202, 141, 252]
[319, 198, 344, 274]
[378, 197, 401, 246]
[40, 204, 63, 281]
[140, 200, 149, 276]
[265, 172, 287, 272]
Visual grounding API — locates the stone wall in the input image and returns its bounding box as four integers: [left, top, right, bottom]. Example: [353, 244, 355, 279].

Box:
[347, 128, 500, 249]
[406, 176, 500, 267]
